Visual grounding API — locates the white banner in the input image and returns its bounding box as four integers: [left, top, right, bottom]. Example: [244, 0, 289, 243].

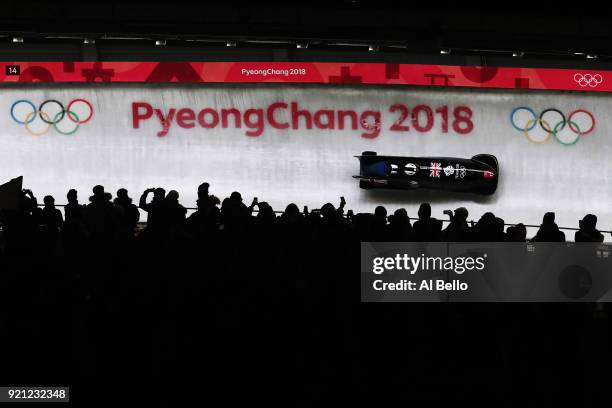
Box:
[1, 84, 610, 236]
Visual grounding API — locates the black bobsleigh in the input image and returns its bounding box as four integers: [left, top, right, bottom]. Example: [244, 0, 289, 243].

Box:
[354, 151, 499, 195]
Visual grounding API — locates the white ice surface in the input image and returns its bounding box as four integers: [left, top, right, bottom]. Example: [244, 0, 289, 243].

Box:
[0, 84, 610, 239]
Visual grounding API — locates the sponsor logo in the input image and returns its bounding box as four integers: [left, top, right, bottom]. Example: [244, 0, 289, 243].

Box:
[429, 162, 441, 178]
[443, 165, 455, 177]
[10, 99, 93, 135]
[573, 73, 603, 88]
[404, 163, 417, 176]
[510, 107, 595, 145]
[455, 165, 466, 179]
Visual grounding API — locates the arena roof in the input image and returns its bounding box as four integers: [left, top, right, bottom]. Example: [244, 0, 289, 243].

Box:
[1, 2, 611, 68]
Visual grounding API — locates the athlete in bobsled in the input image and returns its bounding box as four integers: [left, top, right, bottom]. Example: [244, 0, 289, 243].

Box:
[354, 151, 499, 195]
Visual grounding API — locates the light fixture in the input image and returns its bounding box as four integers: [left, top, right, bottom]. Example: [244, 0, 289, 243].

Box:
[246, 40, 291, 45]
[512, 51, 524, 58]
[328, 42, 367, 47]
[83, 38, 95, 45]
[226, 40, 236, 47]
[102, 36, 146, 41]
[155, 39, 166, 46]
[296, 42, 309, 49]
[574, 52, 585, 56]
[440, 48, 451, 55]
[368, 44, 379, 52]
[12, 37, 23, 43]
[586, 54, 598, 60]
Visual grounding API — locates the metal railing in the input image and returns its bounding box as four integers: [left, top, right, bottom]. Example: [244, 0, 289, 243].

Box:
[33, 203, 611, 234]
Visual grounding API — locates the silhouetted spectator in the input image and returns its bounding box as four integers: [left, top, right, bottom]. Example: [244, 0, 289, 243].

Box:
[255, 201, 277, 236]
[531, 212, 565, 242]
[198, 182, 210, 202]
[139, 187, 166, 229]
[493, 217, 506, 241]
[320, 202, 341, 223]
[61, 189, 87, 250]
[338, 196, 346, 216]
[374, 206, 387, 221]
[0, 188, 38, 252]
[187, 194, 221, 239]
[371, 206, 388, 241]
[413, 203, 442, 241]
[471, 212, 499, 241]
[85, 185, 118, 244]
[442, 207, 470, 242]
[506, 223, 527, 242]
[346, 209, 354, 222]
[318, 197, 347, 222]
[316, 200, 348, 240]
[162, 190, 187, 227]
[21, 188, 38, 213]
[279, 203, 302, 224]
[114, 188, 140, 233]
[65, 189, 85, 223]
[39, 195, 63, 250]
[515, 223, 527, 242]
[221, 192, 252, 234]
[575, 214, 604, 242]
[277, 203, 304, 238]
[388, 208, 413, 241]
[25, 189, 43, 226]
[41, 195, 63, 231]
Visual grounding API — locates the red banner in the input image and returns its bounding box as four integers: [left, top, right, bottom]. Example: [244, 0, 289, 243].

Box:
[0, 61, 608, 92]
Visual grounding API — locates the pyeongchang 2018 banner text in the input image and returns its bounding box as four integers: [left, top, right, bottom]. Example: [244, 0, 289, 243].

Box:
[131, 100, 474, 138]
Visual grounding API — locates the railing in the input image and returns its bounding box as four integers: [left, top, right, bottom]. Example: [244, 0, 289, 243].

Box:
[31, 203, 611, 235]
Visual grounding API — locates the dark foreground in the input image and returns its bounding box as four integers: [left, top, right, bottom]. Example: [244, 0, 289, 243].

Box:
[1, 236, 610, 406]
[0, 184, 610, 405]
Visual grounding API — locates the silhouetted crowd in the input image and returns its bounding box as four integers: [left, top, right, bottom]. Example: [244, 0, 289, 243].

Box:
[0, 183, 607, 254]
[0, 183, 609, 405]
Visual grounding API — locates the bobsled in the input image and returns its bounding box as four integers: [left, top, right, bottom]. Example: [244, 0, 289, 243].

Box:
[354, 151, 499, 195]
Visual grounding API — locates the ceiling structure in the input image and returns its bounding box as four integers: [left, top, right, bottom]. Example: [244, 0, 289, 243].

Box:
[0, 1, 610, 68]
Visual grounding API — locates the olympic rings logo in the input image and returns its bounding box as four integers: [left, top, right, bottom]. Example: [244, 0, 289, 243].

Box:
[510, 107, 595, 145]
[573, 73, 603, 88]
[10, 99, 94, 135]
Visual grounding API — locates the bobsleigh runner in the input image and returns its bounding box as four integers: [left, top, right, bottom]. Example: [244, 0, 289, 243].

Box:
[354, 151, 499, 195]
